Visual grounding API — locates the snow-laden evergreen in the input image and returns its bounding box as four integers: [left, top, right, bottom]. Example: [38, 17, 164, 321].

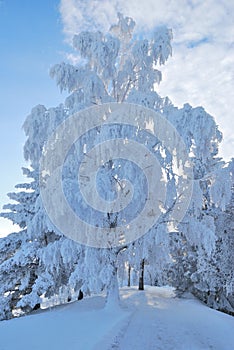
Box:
[0, 13, 233, 320]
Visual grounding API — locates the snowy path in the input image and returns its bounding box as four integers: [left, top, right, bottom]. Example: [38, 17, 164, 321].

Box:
[108, 287, 234, 350]
[0, 286, 234, 350]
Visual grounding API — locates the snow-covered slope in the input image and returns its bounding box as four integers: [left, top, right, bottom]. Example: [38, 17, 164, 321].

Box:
[0, 286, 233, 350]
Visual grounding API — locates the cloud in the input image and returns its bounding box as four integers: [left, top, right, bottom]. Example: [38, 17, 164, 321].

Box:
[158, 41, 234, 160]
[59, 0, 234, 160]
[0, 218, 20, 238]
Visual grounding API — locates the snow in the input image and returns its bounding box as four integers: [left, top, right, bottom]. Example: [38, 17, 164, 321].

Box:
[0, 286, 233, 350]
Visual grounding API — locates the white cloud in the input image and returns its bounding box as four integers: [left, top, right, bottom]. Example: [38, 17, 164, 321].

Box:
[0, 218, 20, 238]
[59, 0, 234, 160]
[158, 41, 234, 160]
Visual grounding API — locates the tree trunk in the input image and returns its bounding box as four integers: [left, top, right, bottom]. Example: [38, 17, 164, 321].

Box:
[138, 259, 145, 291]
[106, 266, 120, 309]
[105, 246, 127, 308]
[128, 263, 131, 287]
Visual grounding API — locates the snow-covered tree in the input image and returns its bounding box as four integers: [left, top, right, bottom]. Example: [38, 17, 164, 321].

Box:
[188, 159, 234, 314]
[0, 166, 84, 320]
[1, 13, 233, 320]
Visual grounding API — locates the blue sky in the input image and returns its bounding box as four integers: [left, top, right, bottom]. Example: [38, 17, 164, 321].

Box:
[0, 0, 233, 236]
[0, 1, 67, 235]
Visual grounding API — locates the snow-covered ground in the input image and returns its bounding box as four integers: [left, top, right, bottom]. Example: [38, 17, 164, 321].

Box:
[0, 286, 233, 350]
